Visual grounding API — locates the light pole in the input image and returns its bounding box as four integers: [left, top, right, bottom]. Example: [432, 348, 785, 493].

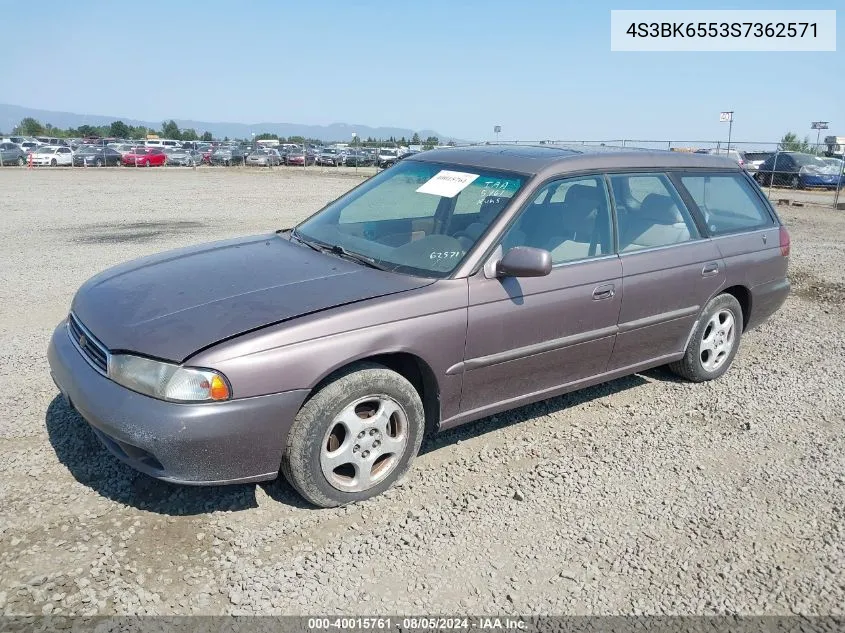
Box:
[811, 121, 829, 155]
[494, 125, 501, 144]
[352, 132, 357, 174]
[719, 111, 734, 151]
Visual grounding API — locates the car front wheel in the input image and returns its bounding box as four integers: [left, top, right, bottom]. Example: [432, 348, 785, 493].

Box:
[669, 293, 743, 382]
[281, 362, 425, 507]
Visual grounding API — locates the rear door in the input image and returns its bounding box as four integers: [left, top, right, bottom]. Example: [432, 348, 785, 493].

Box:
[607, 172, 725, 371]
[673, 171, 784, 329]
[461, 175, 622, 415]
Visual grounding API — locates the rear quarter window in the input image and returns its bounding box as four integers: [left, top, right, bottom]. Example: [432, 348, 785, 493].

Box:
[680, 173, 774, 235]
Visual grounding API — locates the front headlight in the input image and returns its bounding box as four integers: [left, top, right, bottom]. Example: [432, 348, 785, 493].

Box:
[108, 354, 230, 402]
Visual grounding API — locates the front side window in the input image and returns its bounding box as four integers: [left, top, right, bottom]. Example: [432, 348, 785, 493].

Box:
[296, 160, 525, 277]
[498, 176, 613, 264]
[610, 173, 699, 252]
[680, 173, 774, 235]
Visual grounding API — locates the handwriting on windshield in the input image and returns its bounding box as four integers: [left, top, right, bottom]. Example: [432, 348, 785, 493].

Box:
[429, 251, 465, 260]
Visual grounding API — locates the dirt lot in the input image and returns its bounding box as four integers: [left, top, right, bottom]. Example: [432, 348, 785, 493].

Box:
[0, 167, 842, 616]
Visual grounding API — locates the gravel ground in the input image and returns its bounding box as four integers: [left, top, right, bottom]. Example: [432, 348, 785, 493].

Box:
[0, 167, 842, 617]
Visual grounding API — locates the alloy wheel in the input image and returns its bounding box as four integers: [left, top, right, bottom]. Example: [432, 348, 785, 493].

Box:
[699, 309, 736, 373]
[319, 395, 409, 492]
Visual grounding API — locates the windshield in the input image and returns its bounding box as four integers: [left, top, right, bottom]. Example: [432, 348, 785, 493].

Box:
[35, 147, 55, 154]
[295, 160, 526, 278]
[77, 147, 97, 154]
[323, 148, 338, 154]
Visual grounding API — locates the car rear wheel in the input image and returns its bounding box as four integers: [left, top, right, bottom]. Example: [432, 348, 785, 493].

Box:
[16, 157, 24, 166]
[669, 293, 743, 382]
[281, 362, 425, 507]
[791, 175, 801, 189]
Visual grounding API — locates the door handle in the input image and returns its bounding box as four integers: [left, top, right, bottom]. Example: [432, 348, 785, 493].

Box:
[701, 262, 720, 277]
[592, 284, 615, 300]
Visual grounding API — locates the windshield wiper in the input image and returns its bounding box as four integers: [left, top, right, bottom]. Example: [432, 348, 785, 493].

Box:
[288, 228, 387, 271]
[326, 244, 388, 271]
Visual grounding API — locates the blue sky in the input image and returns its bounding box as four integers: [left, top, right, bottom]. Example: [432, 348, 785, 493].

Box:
[1, 0, 841, 142]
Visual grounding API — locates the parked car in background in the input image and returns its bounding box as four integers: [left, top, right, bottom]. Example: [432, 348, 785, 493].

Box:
[0, 142, 27, 166]
[73, 146, 123, 167]
[285, 148, 316, 166]
[47, 146, 790, 507]
[112, 144, 137, 157]
[210, 146, 247, 166]
[318, 148, 344, 166]
[144, 139, 181, 150]
[695, 148, 744, 169]
[122, 147, 167, 167]
[754, 152, 840, 189]
[30, 145, 73, 166]
[164, 147, 203, 166]
[740, 151, 773, 175]
[376, 147, 400, 168]
[343, 150, 374, 167]
[0, 135, 28, 146]
[246, 148, 281, 167]
[20, 141, 40, 154]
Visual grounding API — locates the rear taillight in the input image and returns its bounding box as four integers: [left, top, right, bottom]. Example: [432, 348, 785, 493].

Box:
[779, 225, 791, 257]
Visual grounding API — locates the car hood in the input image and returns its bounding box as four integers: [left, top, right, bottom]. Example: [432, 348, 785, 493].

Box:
[71, 234, 434, 362]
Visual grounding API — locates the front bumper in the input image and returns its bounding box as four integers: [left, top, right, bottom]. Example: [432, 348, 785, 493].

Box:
[800, 175, 842, 188]
[47, 321, 309, 485]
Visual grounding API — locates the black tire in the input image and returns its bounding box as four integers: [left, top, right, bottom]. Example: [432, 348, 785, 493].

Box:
[95, 158, 103, 167]
[790, 175, 801, 189]
[16, 156, 24, 167]
[50, 159, 57, 166]
[281, 362, 425, 508]
[668, 293, 743, 382]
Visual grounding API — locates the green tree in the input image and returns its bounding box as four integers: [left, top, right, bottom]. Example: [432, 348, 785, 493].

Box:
[161, 119, 181, 139]
[422, 136, 440, 150]
[181, 128, 198, 141]
[16, 117, 44, 136]
[109, 120, 130, 138]
[256, 132, 278, 140]
[778, 132, 811, 153]
[201, 131, 213, 142]
[411, 132, 420, 145]
[77, 124, 98, 138]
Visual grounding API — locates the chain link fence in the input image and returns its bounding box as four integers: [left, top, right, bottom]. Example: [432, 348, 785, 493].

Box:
[2, 135, 843, 209]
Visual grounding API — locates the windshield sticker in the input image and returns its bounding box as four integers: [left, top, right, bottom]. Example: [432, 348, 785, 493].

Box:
[416, 170, 480, 198]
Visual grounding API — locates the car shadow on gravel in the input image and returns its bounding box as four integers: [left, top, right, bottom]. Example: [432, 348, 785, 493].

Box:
[45, 396, 270, 515]
[419, 373, 649, 455]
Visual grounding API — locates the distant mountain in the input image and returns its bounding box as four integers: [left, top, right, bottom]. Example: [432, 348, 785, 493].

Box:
[0, 103, 458, 142]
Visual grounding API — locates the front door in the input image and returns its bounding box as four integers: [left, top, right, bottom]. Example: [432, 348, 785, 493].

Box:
[460, 175, 623, 416]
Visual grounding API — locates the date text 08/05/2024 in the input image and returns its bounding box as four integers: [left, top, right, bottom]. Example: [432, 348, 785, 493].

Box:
[307, 617, 528, 630]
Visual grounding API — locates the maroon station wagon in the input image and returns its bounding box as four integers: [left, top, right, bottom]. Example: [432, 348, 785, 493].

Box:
[48, 146, 790, 507]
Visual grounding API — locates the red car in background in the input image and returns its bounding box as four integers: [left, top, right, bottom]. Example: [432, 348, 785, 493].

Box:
[122, 147, 167, 167]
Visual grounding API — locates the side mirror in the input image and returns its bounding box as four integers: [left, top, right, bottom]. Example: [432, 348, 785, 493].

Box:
[496, 246, 552, 278]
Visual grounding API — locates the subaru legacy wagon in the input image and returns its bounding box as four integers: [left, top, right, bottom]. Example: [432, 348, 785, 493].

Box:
[48, 146, 790, 507]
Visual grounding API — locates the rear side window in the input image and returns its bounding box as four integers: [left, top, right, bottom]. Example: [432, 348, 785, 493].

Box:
[609, 173, 700, 252]
[680, 174, 774, 235]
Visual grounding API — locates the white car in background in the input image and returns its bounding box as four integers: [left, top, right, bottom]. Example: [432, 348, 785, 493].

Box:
[30, 145, 74, 166]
